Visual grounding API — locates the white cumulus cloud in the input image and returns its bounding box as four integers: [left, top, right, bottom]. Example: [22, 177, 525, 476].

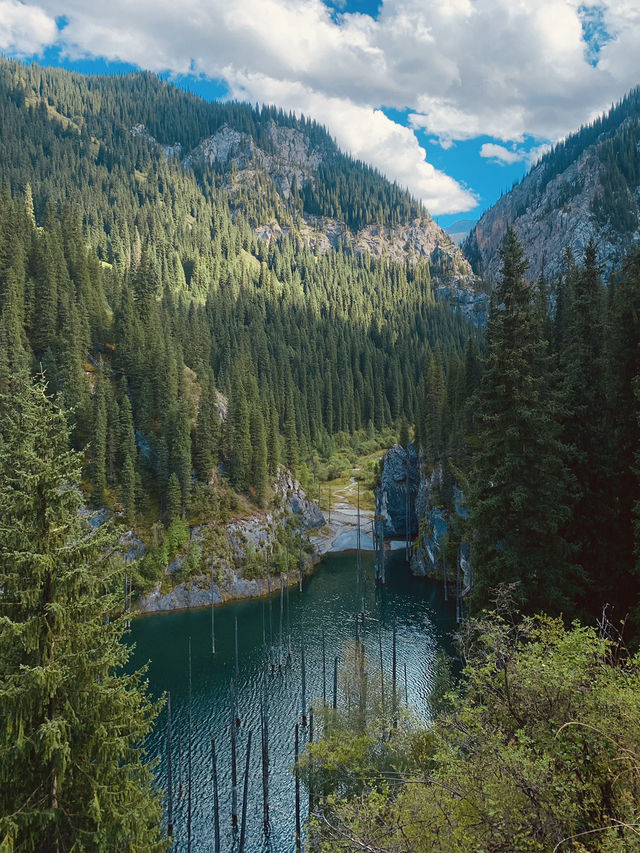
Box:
[479, 144, 522, 166]
[0, 0, 57, 54]
[479, 142, 552, 167]
[226, 72, 477, 213]
[4, 0, 640, 214]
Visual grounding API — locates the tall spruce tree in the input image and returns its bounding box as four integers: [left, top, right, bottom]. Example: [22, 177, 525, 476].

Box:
[250, 399, 269, 506]
[229, 378, 252, 493]
[0, 377, 164, 851]
[559, 241, 613, 614]
[469, 228, 576, 613]
[608, 246, 640, 616]
[91, 364, 107, 506]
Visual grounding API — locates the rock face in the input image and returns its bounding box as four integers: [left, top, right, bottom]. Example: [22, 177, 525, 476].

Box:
[185, 121, 322, 201]
[137, 468, 324, 614]
[275, 469, 325, 530]
[136, 569, 275, 614]
[466, 93, 640, 283]
[130, 122, 478, 293]
[468, 149, 623, 283]
[291, 216, 476, 287]
[436, 282, 489, 326]
[410, 464, 472, 593]
[377, 443, 421, 538]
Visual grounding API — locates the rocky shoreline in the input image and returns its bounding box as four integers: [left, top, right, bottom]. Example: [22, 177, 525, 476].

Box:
[135, 469, 324, 615]
[132, 445, 472, 618]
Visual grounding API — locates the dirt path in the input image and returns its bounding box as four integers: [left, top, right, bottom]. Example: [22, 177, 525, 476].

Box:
[311, 475, 375, 556]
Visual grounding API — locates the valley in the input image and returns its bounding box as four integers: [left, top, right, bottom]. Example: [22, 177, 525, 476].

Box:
[0, 54, 639, 853]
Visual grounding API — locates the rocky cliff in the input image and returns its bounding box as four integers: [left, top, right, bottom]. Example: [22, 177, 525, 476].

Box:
[132, 121, 476, 289]
[376, 443, 420, 539]
[409, 462, 472, 593]
[185, 120, 322, 201]
[376, 445, 472, 592]
[465, 88, 640, 283]
[137, 469, 324, 613]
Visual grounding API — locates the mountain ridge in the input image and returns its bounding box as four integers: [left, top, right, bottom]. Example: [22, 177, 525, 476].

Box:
[464, 86, 640, 282]
[127, 113, 473, 283]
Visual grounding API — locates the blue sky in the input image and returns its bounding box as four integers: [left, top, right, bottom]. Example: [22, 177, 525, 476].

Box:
[2, 0, 638, 226]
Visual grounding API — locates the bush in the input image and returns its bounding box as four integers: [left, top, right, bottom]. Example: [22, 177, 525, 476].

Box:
[311, 612, 640, 853]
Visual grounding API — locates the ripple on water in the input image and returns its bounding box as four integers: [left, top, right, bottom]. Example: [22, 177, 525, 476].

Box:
[129, 550, 456, 852]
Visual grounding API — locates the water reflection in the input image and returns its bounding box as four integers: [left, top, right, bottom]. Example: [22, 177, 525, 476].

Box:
[130, 550, 456, 852]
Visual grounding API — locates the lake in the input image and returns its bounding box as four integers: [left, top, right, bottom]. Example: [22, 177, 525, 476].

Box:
[130, 549, 456, 851]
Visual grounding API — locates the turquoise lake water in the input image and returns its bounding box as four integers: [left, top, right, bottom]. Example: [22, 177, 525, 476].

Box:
[129, 550, 456, 852]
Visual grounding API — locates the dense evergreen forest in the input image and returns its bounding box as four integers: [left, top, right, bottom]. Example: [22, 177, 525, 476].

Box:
[308, 231, 640, 852]
[0, 58, 477, 534]
[1, 55, 639, 851]
[525, 86, 640, 212]
[467, 232, 640, 624]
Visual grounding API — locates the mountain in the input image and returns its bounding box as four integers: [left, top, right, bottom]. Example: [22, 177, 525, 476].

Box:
[464, 87, 640, 282]
[0, 58, 481, 570]
[0, 58, 469, 281]
[445, 219, 476, 243]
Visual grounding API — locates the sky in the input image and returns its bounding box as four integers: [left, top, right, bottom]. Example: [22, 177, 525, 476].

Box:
[1, 0, 639, 226]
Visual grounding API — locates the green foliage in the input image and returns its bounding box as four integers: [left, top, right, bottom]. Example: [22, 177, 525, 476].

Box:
[136, 516, 190, 590]
[0, 377, 165, 851]
[468, 228, 576, 614]
[165, 472, 182, 522]
[0, 58, 479, 536]
[398, 414, 410, 449]
[301, 640, 426, 811]
[312, 611, 640, 853]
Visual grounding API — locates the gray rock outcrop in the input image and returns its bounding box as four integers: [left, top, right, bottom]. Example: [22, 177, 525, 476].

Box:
[129, 122, 481, 299]
[185, 121, 322, 201]
[436, 283, 489, 326]
[275, 468, 325, 530]
[468, 115, 640, 284]
[377, 443, 420, 539]
[137, 467, 324, 614]
[410, 463, 471, 594]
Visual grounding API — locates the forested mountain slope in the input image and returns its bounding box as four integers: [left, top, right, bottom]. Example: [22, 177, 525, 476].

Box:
[0, 59, 480, 583]
[464, 87, 640, 282]
[0, 58, 470, 278]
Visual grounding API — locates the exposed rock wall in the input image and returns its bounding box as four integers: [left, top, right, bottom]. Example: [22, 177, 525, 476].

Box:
[376, 443, 420, 539]
[137, 468, 324, 614]
[436, 283, 489, 326]
[468, 120, 640, 284]
[410, 463, 472, 593]
[130, 122, 478, 294]
[185, 121, 322, 201]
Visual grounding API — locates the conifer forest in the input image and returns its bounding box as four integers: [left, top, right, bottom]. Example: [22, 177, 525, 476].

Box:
[0, 56, 639, 852]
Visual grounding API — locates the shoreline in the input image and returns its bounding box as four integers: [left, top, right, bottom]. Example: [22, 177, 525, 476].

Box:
[135, 478, 383, 617]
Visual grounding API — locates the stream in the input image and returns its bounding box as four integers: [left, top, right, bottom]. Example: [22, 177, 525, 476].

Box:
[129, 549, 456, 851]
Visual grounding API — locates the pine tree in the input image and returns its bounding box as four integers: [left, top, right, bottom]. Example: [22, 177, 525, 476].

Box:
[91, 365, 107, 506]
[266, 400, 281, 478]
[398, 414, 410, 449]
[0, 269, 29, 392]
[229, 380, 252, 492]
[121, 448, 136, 527]
[169, 400, 192, 515]
[424, 348, 445, 464]
[0, 377, 164, 850]
[284, 387, 299, 472]
[469, 228, 575, 614]
[193, 371, 218, 483]
[559, 241, 613, 614]
[250, 399, 269, 506]
[608, 246, 640, 614]
[165, 472, 182, 522]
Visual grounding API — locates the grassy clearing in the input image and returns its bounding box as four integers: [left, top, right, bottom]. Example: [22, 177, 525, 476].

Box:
[301, 426, 398, 515]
